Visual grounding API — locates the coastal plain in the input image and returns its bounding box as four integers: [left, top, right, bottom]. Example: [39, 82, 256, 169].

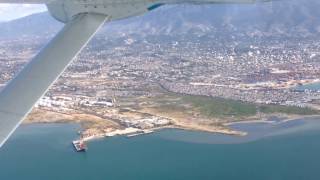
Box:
[24, 88, 320, 141]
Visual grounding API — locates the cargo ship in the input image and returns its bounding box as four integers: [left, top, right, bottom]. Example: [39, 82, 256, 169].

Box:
[72, 140, 87, 152]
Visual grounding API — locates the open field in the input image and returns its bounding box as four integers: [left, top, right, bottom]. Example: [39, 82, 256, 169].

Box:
[135, 92, 320, 125]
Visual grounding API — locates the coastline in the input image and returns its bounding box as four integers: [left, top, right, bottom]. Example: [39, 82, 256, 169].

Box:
[22, 108, 320, 144]
[5, 117, 320, 180]
[76, 115, 320, 143]
[17, 115, 320, 148]
[224, 114, 320, 126]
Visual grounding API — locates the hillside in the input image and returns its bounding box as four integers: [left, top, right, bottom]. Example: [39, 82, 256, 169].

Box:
[0, 0, 320, 39]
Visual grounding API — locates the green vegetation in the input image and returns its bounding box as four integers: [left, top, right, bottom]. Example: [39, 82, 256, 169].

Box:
[181, 95, 257, 118]
[157, 103, 187, 113]
[159, 93, 320, 118]
[259, 105, 319, 115]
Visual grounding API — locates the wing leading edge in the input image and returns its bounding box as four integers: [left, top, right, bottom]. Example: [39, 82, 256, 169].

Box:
[0, 13, 107, 148]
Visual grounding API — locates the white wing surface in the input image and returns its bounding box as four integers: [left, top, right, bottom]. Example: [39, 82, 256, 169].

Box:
[0, 13, 107, 148]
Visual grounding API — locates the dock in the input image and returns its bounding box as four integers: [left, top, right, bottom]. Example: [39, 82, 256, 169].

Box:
[126, 130, 154, 138]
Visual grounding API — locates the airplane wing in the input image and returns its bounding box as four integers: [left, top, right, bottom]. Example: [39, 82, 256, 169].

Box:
[0, 13, 107, 148]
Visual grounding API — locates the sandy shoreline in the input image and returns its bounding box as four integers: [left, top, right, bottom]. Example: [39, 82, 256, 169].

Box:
[23, 108, 320, 143]
[224, 114, 320, 126]
[78, 115, 320, 142]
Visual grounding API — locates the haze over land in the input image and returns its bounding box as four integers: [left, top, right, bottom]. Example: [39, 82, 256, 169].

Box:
[0, 4, 46, 22]
[1, 0, 320, 38]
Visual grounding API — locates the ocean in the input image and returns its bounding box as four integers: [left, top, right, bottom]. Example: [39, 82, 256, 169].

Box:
[1, 119, 320, 180]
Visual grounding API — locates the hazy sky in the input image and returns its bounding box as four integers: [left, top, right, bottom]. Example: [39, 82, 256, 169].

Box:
[0, 4, 46, 22]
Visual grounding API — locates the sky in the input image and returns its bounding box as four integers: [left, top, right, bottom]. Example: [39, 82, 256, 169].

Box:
[0, 4, 47, 22]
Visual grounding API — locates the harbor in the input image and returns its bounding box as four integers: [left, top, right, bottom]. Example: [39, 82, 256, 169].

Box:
[72, 128, 156, 151]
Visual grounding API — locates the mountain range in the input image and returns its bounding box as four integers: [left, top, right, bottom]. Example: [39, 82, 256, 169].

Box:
[0, 0, 320, 39]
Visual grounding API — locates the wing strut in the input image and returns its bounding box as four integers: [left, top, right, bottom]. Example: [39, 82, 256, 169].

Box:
[0, 13, 107, 148]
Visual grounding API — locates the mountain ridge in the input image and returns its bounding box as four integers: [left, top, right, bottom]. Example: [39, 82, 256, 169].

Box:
[0, 0, 320, 39]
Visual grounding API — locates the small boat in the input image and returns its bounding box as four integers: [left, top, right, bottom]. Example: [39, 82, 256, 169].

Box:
[72, 140, 87, 152]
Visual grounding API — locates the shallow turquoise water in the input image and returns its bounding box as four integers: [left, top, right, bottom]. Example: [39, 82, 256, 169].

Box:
[1, 121, 320, 180]
[295, 82, 320, 91]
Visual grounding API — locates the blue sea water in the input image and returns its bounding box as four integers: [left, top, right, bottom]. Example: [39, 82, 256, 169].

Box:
[295, 82, 320, 91]
[1, 119, 320, 180]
